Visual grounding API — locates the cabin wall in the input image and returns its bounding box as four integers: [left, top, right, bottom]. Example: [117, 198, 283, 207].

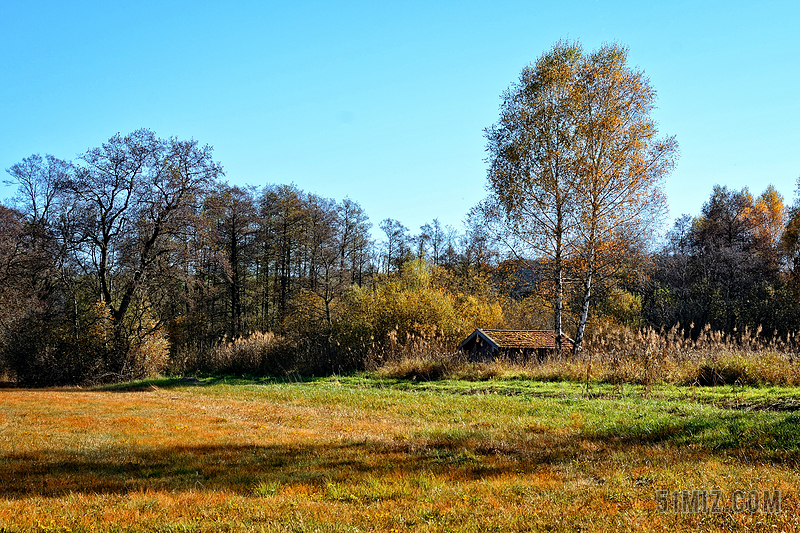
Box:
[467, 344, 496, 362]
[497, 348, 553, 363]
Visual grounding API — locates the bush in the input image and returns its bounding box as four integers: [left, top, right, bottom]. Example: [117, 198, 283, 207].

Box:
[334, 259, 504, 356]
[1, 300, 170, 386]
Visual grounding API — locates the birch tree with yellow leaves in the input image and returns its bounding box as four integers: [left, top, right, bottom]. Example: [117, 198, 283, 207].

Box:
[485, 41, 678, 354]
[569, 43, 678, 354]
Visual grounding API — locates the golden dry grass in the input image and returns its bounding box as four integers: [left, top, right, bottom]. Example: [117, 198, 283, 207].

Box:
[1, 378, 799, 532]
[375, 324, 800, 388]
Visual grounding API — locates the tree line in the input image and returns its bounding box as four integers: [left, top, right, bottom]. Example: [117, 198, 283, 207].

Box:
[1, 129, 798, 385]
[3, 42, 799, 386]
[647, 184, 800, 338]
[0, 130, 503, 384]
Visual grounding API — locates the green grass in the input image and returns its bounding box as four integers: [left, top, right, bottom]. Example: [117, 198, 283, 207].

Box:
[1, 375, 799, 531]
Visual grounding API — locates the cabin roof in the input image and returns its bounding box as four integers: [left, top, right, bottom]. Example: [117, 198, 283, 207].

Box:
[459, 329, 575, 350]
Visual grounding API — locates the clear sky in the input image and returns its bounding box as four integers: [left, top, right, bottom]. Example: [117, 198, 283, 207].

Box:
[2, 0, 798, 239]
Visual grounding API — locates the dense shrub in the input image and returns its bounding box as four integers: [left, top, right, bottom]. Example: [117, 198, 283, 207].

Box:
[334, 260, 504, 356]
[2, 300, 169, 386]
[174, 332, 292, 376]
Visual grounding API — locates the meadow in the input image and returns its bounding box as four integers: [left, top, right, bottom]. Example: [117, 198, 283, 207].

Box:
[1, 367, 799, 532]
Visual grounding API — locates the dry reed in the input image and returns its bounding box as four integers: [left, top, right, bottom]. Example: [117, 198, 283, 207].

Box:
[174, 331, 286, 376]
[375, 325, 800, 387]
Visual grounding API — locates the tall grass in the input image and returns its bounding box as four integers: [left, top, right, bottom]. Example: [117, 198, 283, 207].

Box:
[171, 330, 366, 377]
[173, 331, 291, 376]
[87, 322, 800, 387]
[375, 325, 800, 387]
[583, 324, 800, 386]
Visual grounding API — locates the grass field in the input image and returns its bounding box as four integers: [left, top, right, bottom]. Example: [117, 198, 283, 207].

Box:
[1, 375, 799, 532]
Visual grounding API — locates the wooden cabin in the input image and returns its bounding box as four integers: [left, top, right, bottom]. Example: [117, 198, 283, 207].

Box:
[458, 329, 575, 362]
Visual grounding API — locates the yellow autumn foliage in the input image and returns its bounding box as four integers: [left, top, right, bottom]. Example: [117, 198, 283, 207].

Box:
[334, 259, 504, 349]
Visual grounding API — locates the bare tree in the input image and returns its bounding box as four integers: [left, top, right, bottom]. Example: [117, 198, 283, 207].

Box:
[379, 218, 409, 273]
[52, 130, 222, 376]
[5, 154, 71, 225]
[202, 183, 259, 338]
[337, 198, 372, 285]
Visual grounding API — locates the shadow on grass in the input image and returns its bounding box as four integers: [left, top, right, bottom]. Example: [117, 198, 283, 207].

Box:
[0, 375, 332, 393]
[4, 410, 800, 499]
[96, 376, 226, 391]
[584, 409, 800, 461]
[0, 437, 575, 499]
[95, 375, 329, 392]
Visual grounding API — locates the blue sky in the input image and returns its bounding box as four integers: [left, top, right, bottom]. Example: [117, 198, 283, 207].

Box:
[2, 0, 798, 239]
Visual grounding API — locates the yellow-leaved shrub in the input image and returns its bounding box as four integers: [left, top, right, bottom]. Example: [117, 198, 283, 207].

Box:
[334, 260, 504, 355]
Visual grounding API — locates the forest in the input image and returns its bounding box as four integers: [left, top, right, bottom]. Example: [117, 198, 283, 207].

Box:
[1, 127, 798, 386]
[2, 43, 800, 387]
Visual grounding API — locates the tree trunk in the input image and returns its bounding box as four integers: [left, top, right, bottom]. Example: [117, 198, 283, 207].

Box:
[554, 251, 564, 355]
[573, 250, 594, 357]
[553, 198, 564, 355]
